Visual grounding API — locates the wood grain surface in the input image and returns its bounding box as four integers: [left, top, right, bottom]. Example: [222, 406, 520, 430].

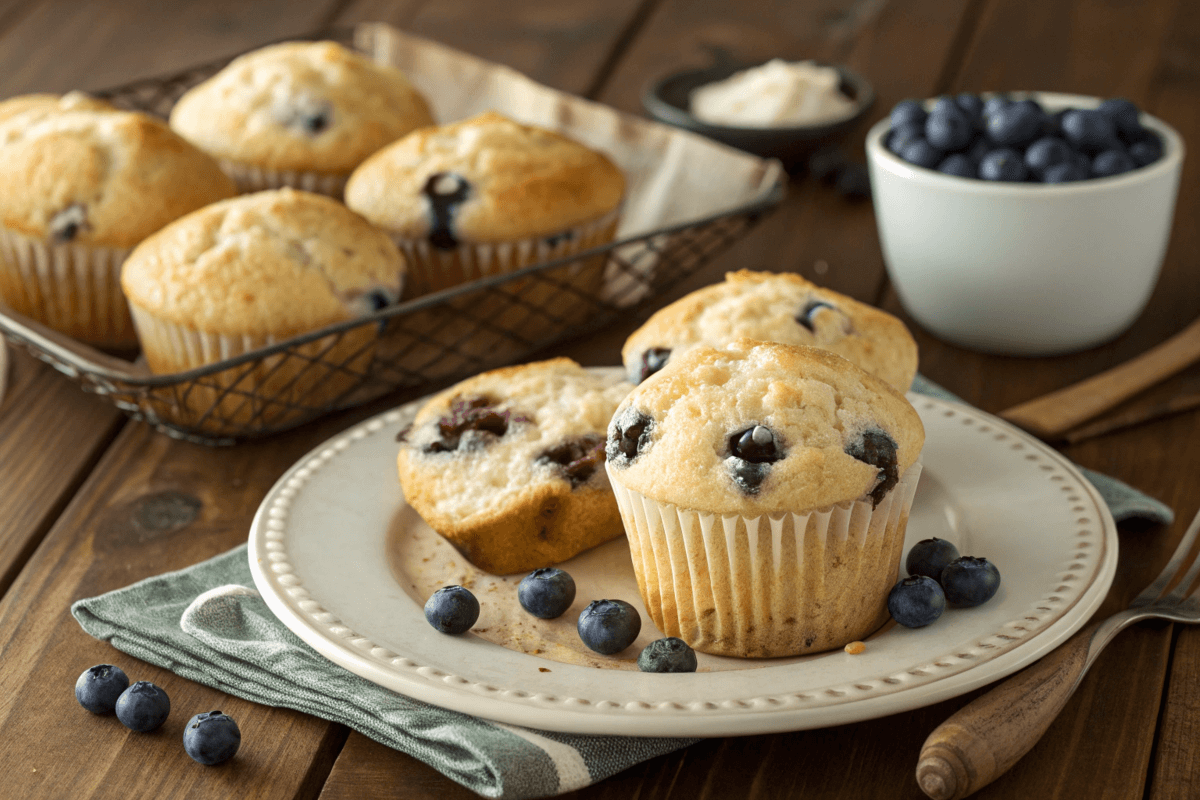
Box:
[0, 0, 1198, 798]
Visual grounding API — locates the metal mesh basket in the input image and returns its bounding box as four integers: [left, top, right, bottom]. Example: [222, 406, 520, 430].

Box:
[0, 28, 784, 445]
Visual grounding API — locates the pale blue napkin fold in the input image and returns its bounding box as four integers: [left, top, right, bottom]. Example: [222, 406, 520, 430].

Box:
[72, 376, 1173, 799]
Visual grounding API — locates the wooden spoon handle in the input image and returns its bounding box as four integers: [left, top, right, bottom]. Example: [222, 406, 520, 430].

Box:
[999, 316, 1200, 439]
[915, 624, 1095, 800]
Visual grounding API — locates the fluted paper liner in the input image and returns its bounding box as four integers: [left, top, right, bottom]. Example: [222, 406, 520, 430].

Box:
[607, 462, 923, 658]
[219, 159, 349, 199]
[0, 227, 135, 348]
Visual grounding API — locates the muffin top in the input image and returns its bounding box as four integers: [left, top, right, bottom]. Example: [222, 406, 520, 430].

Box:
[606, 339, 924, 516]
[0, 92, 237, 248]
[344, 111, 626, 244]
[120, 188, 406, 337]
[169, 41, 435, 174]
[623, 270, 919, 391]
[398, 358, 632, 525]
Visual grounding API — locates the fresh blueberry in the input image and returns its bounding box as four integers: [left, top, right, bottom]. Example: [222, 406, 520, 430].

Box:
[1042, 161, 1089, 183]
[518, 568, 576, 619]
[577, 599, 641, 655]
[75, 664, 129, 714]
[1023, 136, 1073, 177]
[954, 92, 984, 123]
[1092, 149, 1136, 178]
[986, 102, 1044, 148]
[937, 153, 975, 178]
[905, 538, 961, 581]
[638, 637, 698, 673]
[1061, 109, 1120, 154]
[834, 162, 872, 200]
[607, 408, 654, 464]
[115, 681, 171, 732]
[1042, 108, 1069, 138]
[925, 108, 973, 152]
[887, 576, 946, 628]
[424, 586, 480, 634]
[899, 139, 945, 170]
[886, 121, 926, 156]
[1097, 98, 1142, 140]
[940, 556, 1002, 607]
[890, 100, 928, 130]
[1128, 133, 1163, 167]
[978, 148, 1028, 182]
[637, 347, 671, 383]
[183, 711, 241, 766]
[981, 94, 1011, 120]
[966, 137, 992, 164]
[809, 146, 848, 183]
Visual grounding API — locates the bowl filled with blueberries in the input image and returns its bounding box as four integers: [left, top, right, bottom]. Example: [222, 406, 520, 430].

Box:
[866, 91, 1184, 356]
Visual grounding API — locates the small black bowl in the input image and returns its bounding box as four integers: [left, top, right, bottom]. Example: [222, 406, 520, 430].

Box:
[642, 60, 874, 171]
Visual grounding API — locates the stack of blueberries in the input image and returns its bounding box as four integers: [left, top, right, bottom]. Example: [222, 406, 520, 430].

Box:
[885, 93, 1164, 182]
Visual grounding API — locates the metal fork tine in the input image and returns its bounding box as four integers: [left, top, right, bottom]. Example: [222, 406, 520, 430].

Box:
[1130, 505, 1200, 608]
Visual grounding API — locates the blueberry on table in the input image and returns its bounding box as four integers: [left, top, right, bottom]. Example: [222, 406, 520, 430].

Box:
[986, 102, 1044, 148]
[887, 576, 946, 628]
[937, 153, 975, 178]
[75, 664, 129, 714]
[638, 637, 698, 673]
[577, 599, 641, 655]
[925, 109, 973, 152]
[424, 585, 480, 634]
[834, 162, 872, 200]
[1061, 109, 1120, 154]
[1024, 136, 1073, 177]
[1042, 161, 1089, 183]
[899, 139, 945, 170]
[115, 681, 171, 732]
[183, 711, 241, 766]
[518, 568, 576, 619]
[889, 99, 928, 129]
[941, 556, 1002, 607]
[978, 148, 1028, 182]
[905, 537, 961, 581]
[1092, 149, 1137, 178]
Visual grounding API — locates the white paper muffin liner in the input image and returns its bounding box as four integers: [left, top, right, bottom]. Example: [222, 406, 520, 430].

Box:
[607, 461, 923, 658]
[128, 305, 375, 432]
[218, 159, 349, 198]
[0, 227, 135, 348]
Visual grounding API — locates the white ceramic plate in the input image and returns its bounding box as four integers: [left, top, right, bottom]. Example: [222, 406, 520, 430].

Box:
[248, 374, 1117, 736]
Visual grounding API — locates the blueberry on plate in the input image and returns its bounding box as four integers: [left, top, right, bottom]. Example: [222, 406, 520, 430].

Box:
[887, 576, 946, 628]
[941, 556, 1002, 607]
[183, 711, 241, 766]
[577, 599, 641, 655]
[115, 681, 171, 732]
[424, 585, 480, 634]
[75, 664, 129, 714]
[978, 148, 1028, 182]
[905, 537, 960, 581]
[638, 637, 698, 673]
[518, 568, 576, 619]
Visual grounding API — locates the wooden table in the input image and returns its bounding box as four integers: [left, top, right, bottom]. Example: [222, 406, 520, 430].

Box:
[2, 0, 1198, 797]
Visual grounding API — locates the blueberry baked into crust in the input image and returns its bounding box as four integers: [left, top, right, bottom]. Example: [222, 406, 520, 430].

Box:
[397, 358, 632, 575]
[621, 270, 919, 392]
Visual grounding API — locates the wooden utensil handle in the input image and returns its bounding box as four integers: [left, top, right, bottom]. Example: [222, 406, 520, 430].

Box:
[915, 624, 1095, 800]
[1000, 317, 1200, 439]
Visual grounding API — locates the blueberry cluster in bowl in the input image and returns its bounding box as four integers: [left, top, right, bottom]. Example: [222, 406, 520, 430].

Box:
[885, 93, 1164, 182]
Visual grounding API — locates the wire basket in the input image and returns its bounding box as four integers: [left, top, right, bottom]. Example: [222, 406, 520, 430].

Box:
[0, 27, 785, 445]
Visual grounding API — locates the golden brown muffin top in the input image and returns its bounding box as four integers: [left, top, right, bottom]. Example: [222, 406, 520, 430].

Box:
[120, 188, 406, 337]
[606, 339, 924, 516]
[169, 41, 435, 174]
[0, 92, 236, 247]
[622, 270, 919, 392]
[344, 111, 625, 244]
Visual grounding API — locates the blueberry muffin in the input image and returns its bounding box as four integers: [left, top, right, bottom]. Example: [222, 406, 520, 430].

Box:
[0, 92, 236, 347]
[344, 110, 625, 297]
[120, 188, 406, 431]
[623, 270, 919, 391]
[169, 41, 434, 197]
[397, 358, 632, 575]
[605, 339, 925, 658]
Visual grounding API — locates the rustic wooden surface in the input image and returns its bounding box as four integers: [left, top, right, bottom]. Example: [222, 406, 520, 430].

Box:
[0, 0, 1198, 798]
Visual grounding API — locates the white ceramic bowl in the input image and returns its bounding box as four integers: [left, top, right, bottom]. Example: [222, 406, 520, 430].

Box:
[866, 92, 1184, 356]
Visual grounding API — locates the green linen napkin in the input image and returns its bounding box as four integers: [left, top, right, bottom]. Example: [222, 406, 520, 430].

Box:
[72, 377, 1173, 800]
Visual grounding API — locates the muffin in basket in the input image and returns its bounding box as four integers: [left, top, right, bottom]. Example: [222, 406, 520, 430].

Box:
[605, 339, 925, 658]
[623, 269, 919, 391]
[169, 41, 434, 197]
[344, 110, 626, 298]
[397, 358, 632, 575]
[120, 188, 407, 430]
[0, 92, 237, 348]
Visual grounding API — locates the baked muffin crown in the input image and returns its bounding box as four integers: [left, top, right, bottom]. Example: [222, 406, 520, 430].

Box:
[622, 270, 919, 391]
[344, 111, 626, 243]
[0, 93, 236, 248]
[606, 338, 924, 516]
[169, 41, 435, 174]
[120, 188, 406, 337]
